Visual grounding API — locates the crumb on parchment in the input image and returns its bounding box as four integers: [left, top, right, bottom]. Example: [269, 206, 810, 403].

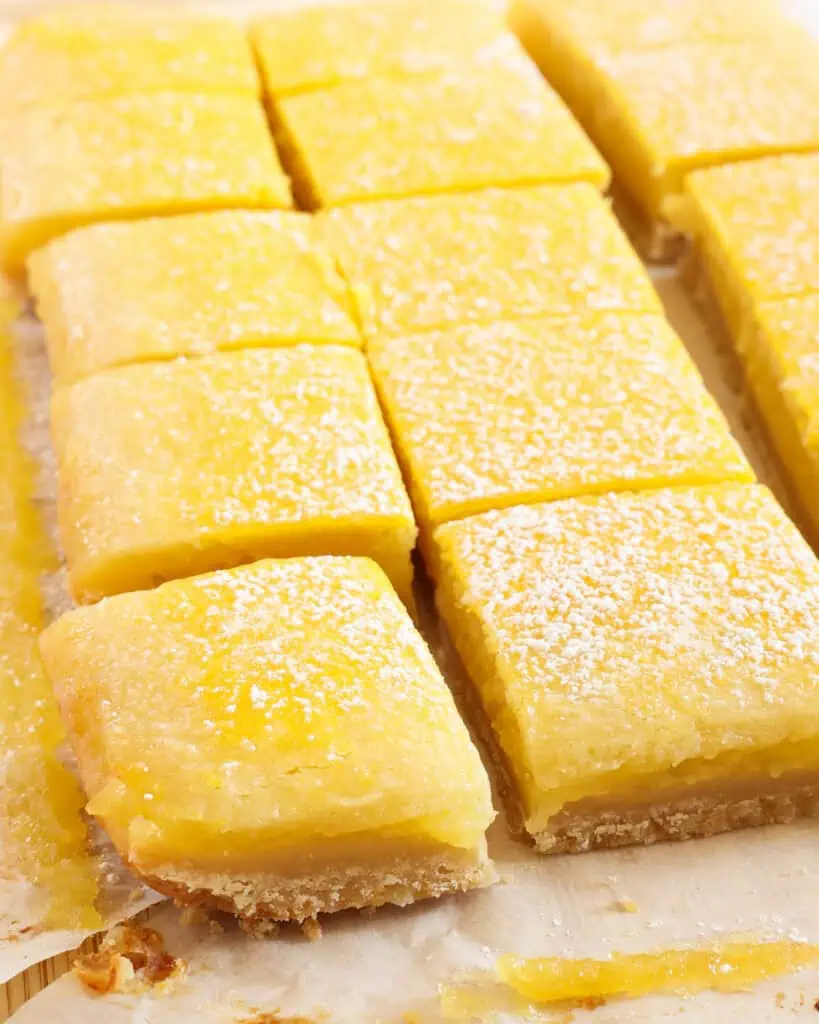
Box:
[73, 923, 185, 995]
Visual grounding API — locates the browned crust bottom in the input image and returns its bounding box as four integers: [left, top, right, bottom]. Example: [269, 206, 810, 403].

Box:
[538, 776, 819, 854]
[138, 842, 496, 928]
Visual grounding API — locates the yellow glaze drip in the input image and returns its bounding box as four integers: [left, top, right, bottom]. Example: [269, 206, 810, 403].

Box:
[0, 288, 99, 928]
[497, 940, 819, 1003]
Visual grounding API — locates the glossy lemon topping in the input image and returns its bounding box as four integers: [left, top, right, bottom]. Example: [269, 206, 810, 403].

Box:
[40, 557, 494, 873]
[434, 484, 819, 835]
[0, 91, 290, 273]
[275, 49, 608, 208]
[251, 0, 507, 96]
[52, 345, 416, 606]
[322, 184, 660, 341]
[497, 941, 819, 1004]
[0, 6, 259, 109]
[370, 313, 752, 531]
[29, 210, 360, 385]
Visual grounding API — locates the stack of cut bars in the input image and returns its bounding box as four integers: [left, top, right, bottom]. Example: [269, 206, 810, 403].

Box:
[1, 0, 817, 929]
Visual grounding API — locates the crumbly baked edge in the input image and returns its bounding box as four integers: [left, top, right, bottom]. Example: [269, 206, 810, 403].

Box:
[139, 840, 496, 928]
[434, 609, 819, 856]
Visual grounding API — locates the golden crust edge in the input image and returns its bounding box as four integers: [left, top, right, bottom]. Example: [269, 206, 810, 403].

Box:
[137, 841, 496, 928]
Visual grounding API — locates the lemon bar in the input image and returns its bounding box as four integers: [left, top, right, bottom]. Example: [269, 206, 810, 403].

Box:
[0, 92, 291, 274]
[29, 210, 360, 385]
[273, 52, 608, 208]
[322, 185, 660, 341]
[251, 0, 507, 96]
[511, 0, 785, 64]
[370, 314, 753, 537]
[39, 557, 496, 924]
[53, 346, 416, 607]
[0, 7, 259, 110]
[738, 297, 819, 543]
[683, 154, 819, 340]
[434, 484, 819, 852]
[511, 17, 819, 258]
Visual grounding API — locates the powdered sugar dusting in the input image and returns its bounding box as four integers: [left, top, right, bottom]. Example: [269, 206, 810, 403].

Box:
[322, 184, 661, 340]
[277, 51, 606, 206]
[437, 484, 819, 800]
[687, 153, 819, 302]
[370, 313, 752, 527]
[0, 90, 290, 266]
[29, 209, 360, 383]
[0, 7, 259, 108]
[52, 345, 415, 596]
[252, 0, 507, 95]
[598, 38, 819, 173]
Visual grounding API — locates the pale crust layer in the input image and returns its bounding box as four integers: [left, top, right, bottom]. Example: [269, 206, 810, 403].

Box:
[140, 841, 495, 927]
[538, 774, 819, 854]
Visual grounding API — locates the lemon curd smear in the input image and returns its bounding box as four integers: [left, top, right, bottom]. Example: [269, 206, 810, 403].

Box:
[497, 941, 819, 1004]
[0, 290, 98, 928]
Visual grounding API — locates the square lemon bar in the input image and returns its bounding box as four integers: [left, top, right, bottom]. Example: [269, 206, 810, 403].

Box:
[52, 346, 416, 607]
[683, 154, 819, 340]
[0, 92, 291, 274]
[39, 557, 496, 924]
[273, 50, 608, 208]
[0, 7, 259, 110]
[251, 0, 507, 96]
[29, 210, 360, 385]
[322, 184, 661, 341]
[435, 483, 819, 852]
[739, 296, 819, 544]
[370, 313, 753, 538]
[511, 13, 819, 257]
